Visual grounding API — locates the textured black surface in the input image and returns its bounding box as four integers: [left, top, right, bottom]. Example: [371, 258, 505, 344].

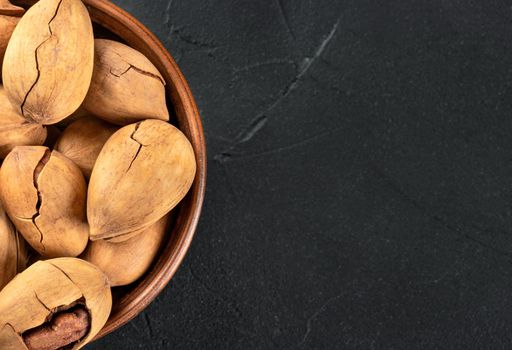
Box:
[90, 0, 512, 349]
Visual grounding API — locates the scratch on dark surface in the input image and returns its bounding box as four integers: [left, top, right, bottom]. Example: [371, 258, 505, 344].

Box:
[142, 313, 154, 338]
[171, 47, 186, 64]
[371, 166, 512, 258]
[275, 0, 295, 39]
[233, 59, 297, 74]
[281, 16, 341, 95]
[213, 115, 268, 163]
[169, 26, 219, 49]
[214, 152, 232, 164]
[214, 17, 341, 163]
[239, 115, 268, 143]
[130, 320, 142, 334]
[298, 18, 340, 77]
[164, 0, 174, 25]
[294, 294, 342, 348]
[128, 319, 152, 346]
[222, 126, 342, 161]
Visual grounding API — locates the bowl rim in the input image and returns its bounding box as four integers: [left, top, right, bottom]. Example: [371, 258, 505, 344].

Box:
[78, 0, 207, 341]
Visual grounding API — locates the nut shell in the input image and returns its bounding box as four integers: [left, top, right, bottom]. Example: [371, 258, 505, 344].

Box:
[55, 107, 89, 129]
[82, 215, 168, 286]
[83, 39, 169, 125]
[55, 117, 117, 179]
[88, 120, 196, 241]
[0, 0, 24, 16]
[0, 204, 27, 291]
[0, 0, 24, 80]
[0, 146, 89, 258]
[0, 87, 47, 158]
[2, 0, 94, 124]
[0, 258, 112, 350]
[0, 16, 18, 65]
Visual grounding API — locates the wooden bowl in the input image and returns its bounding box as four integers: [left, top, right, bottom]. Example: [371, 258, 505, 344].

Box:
[16, 0, 207, 342]
[84, 0, 207, 341]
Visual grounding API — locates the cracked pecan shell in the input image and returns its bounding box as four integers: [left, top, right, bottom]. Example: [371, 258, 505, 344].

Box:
[82, 39, 169, 125]
[0, 258, 111, 350]
[0, 146, 89, 258]
[88, 119, 196, 242]
[2, 0, 94, 125]
[0, 87, 47, 159]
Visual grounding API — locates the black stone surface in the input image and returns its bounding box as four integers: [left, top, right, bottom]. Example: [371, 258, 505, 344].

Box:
[90, 0, 512, 349]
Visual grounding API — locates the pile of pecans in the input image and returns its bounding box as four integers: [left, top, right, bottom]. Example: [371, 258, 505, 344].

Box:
[0, 0, 196, 349]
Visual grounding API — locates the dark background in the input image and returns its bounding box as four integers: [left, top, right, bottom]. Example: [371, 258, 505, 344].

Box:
[90, 0, 512, 349]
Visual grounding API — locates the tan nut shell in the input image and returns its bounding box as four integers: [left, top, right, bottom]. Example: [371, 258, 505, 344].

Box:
[55, 117, 117, 179]
[0, 0, 23, 79]
[0, 16, 18, 70]
[0, 0, 24, 15]
[82, 215, 168, 286]
[2, 0, 94, 125]
[0, 204, 27, 291]
[88, 120, 196, 241]
[0, 146, 89, 258]
[0, 258, 112, 350]
[0, 87, 47, 158]
[82, 39, 169, 125]
[55, 107, 90, 129]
